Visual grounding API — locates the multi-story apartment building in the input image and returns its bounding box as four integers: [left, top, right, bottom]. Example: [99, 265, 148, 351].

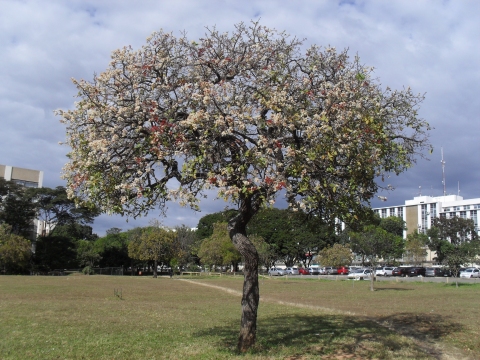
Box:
[373, 195, 480, 263]
[0, 164, 44, 242]
[0, 164, 43, 188]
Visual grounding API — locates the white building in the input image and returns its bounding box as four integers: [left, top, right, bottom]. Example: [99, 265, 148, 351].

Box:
[0, 164, 43, 188]
[373, 195, 480, 263]
[0, 164, 47, 243]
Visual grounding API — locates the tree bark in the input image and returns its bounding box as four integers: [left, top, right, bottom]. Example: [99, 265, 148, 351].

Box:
[234, 232, 259, 352]
[370, 264, 375, 291]
[153, 259, 158, 278]
[228, 195, 261, 352]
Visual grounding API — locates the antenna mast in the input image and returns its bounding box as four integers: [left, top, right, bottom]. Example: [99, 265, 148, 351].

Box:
[441, 147, 446, 196]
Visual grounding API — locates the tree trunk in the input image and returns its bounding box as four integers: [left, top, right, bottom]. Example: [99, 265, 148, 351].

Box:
[228, 195, 261, 352]
[153, 259, 157, 278]
[237, 236, 259, 352]
[370, 264, 375, 291]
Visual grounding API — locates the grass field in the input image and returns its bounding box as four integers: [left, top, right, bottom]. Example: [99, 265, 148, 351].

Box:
[0, 274, 479, 359]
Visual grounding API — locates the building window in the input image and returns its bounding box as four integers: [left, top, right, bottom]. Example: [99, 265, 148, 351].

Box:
[429, 203, 436, 227]
[444, 207, 450, 212]
[381, 209, 387, 218]
[389, 208, 396, 217]
[471, 210, 478, 231]
[397, 207, 403, 218]
[440, 213, 446, 219]
[460, 211, 466, 219]
[420, 204, 428, 233]
[464, 205, 470, 210]
[12, 179, 39, 188]
[449, 212, 456, 218]
[454, 206, 461, 211]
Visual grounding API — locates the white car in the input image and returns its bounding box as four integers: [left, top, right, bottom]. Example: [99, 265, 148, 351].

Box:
[347, 268, 371, 280]
[284, 267, 299, 275]
[459, 268, 480, 278]
[268, 268, 284, 276]
[318, 267, 328, 275]
[375, 266, 395, 277]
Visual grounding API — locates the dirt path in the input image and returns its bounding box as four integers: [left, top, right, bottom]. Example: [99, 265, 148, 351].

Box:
[177, 278, 474, 360]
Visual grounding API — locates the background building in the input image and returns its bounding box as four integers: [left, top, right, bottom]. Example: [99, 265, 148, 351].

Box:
[0, 164, 44, 242]
[0, 164, 43, 188]
[374, 195, 480, 264]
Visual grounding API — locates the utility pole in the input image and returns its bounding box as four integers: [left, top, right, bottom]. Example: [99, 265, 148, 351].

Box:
[441, 147, 446, 196]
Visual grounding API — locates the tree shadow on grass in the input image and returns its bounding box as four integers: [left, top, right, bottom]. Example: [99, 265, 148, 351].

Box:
[375, 312, 463, 341]
[374, 287, 414, 291]
[194, 312, 464, 358]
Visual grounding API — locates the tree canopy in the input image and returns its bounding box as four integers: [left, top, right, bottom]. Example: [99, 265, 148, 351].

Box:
[28, 186, 100, 233]
[198, 222, 241, 270]
[379, 216, 405, 237]
[58, 22, 431, 351]
[196, 209, 238, 240]
[128, 226, 179, 278]
[427, 216, 480, 279]
[0, 179, 36, 237]
[247, 208, 336, 267]
[173, 224, 199, 268]
[0, 224, 32, 274]
[405, 230, 428, 265]
[349, 225, 398, 291]
[317, 243, 353, 268]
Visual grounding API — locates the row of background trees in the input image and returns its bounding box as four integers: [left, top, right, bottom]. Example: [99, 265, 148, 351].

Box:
[2, 179, 478, 279]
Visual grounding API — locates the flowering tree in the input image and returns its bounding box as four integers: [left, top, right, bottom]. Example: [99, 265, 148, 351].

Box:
[58, 22, 430, 351]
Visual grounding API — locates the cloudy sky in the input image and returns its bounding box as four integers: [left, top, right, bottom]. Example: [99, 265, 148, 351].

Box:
[1, 0, 479, 236]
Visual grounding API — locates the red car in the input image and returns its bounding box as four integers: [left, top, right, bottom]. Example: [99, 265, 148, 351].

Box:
[298, 268, 310, 275]
[337, 266, 349, 275]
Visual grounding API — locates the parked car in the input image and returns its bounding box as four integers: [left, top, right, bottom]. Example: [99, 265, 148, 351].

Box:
[347, 268, 371, 280]
[318, 267, 328, 275]
[347, 268, 364, 279]
[407, 267, 426, 277]
[459, 268, 480, 278]
[454, 268, 467, 277]
[268, 267, 284, 276]
[325, 267, 338, 275]
[443, 268, 453, 277]
[337, 266, 349, 275]
[308, 267, 320, 275]
[298, 268, 310, 275]
[425, 267, 446, 277]
[375, 266, 395, 276]
[391, 267, 411, 277]
[284, 267, 300, 275]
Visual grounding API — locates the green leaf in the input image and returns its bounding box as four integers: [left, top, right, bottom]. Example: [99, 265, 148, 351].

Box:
[356, 73, 366, 81]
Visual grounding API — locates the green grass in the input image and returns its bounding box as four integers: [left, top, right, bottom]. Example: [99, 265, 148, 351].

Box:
[0, 275, 478, 359]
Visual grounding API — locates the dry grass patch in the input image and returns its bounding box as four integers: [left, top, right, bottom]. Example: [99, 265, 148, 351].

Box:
[205, 275, 480, 358]
[0, 275, 477, 359]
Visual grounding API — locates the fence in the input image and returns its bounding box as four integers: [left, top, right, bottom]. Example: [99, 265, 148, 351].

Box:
[51, 267, 124, 276]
